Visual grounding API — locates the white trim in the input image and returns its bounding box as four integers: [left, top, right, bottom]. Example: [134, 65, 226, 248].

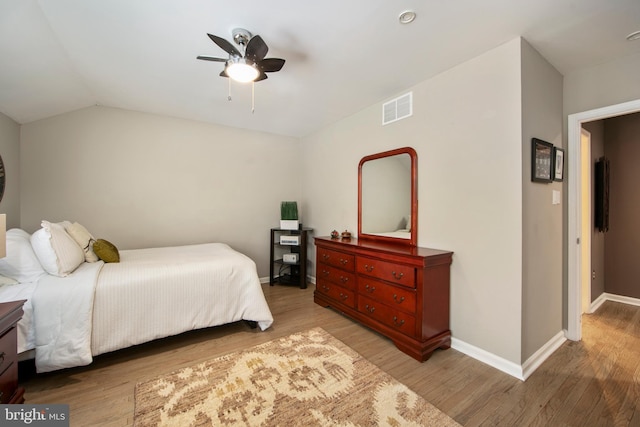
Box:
[567, 98, 640, 342]
[451, 338, 524, 380]
[591, 293, 640, 312]
[589, 292, 608, 313]
[452, 331, 567, 382]
[521, 331, 567, 381]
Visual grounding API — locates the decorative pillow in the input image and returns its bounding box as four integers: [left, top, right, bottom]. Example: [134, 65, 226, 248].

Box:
[66, 222, 99, 263]
[93, 239, 120, 263]
[30, 220, 85, 277]
[0, 229, 47, 282]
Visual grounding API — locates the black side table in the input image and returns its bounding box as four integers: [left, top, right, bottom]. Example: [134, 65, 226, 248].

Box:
[270, 227, 312, 289]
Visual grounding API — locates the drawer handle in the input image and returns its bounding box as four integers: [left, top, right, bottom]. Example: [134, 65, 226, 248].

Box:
[322, 270, 330, 277]
[322, 284, 330, 292]
[340, 258, 349, 265]
[393, 294, 405, 304]
[339, 293, 349, 301]
[365, 304, 375, 313]
[340, 276, 349, 283]
[393, 316, 405, 327]
[322, 254, 330, 260]
[391, 271, 404, 280]
[365, 284, 376, 293]
[364, 264, 374, 272]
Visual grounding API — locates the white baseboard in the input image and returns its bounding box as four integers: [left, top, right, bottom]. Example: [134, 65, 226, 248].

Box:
[591, 292, 640, 312]
[451, 338, 524, 380]
[452, 330, 566, 382]
[521, 331, 566, 380]
[589, 292, 608, 312]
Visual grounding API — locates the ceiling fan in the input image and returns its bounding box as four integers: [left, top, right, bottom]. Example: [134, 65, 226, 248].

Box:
[197, 28, 285, 83]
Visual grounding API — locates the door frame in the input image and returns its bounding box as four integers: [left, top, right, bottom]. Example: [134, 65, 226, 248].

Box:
[580, 128, 591, 315]
[567, 99, 640, 341]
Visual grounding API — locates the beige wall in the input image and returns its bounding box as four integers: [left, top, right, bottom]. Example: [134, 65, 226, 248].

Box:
[19, 106, 300, 277]
[0, 112, 21, 229]
[520, 40, 564, 361]
[302, 39, 526, 364]
[603, 113, 640, 298]
[564, 52, 640, 117]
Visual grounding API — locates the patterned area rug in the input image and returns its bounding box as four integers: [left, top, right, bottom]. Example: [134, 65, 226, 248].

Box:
[134, 327, 460, 426]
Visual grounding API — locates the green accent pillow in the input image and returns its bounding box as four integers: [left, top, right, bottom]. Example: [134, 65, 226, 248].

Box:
[93, 239, 120, 263]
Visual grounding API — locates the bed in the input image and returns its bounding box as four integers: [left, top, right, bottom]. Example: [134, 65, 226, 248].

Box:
[0, 222, 274, 373]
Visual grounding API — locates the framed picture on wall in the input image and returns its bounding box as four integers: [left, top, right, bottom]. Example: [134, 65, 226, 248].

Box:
[553, 147, 565, 181]
[531, 138, 553, 183]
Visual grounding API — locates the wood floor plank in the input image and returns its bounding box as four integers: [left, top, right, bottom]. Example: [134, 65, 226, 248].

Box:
[19, 286, 640, 426]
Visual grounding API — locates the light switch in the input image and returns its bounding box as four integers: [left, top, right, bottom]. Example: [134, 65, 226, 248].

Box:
[552, 190, 561, 205]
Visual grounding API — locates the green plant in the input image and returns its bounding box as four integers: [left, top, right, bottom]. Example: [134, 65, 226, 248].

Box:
[280, 201, 298, 220]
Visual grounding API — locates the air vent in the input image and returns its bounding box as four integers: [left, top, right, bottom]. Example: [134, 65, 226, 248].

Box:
[382, 92, 413, 125]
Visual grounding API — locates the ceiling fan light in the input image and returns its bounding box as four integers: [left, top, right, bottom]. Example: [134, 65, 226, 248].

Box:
[627, 30, 640, 41]
[226, 60, 259, 83]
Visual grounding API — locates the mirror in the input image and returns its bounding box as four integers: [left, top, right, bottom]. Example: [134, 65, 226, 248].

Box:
[358, 147, 417, 246]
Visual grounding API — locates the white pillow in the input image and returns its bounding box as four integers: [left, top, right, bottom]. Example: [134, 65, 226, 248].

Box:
[0, 275, 18, 286]
[0, 229, 47, 282]
[66, 222, 99, 263]
[31, 221, 85, 277]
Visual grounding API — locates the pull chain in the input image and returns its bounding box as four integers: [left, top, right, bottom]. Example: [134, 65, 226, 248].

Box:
[227, 78, 232, 101]
[251, 81, 255, 113]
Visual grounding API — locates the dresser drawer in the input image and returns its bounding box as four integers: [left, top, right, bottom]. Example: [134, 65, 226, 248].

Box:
[358, 278, 416, 314]
[356, 257, 416, 288]
[358, 295, 416, 336]
[0, 327, 18, 404]
[317, 248, 355, 271]
[316, 264, 356, 290]
[316, 280, 356, 308]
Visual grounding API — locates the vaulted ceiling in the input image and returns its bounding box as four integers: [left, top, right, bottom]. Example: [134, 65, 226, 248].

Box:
[1, 0, 639, 137]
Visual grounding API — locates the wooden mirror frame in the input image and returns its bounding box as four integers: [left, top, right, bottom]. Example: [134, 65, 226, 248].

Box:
[358, 147, 417, 246]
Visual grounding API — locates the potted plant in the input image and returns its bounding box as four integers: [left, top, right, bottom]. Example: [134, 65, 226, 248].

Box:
[280, 201, 299, 230]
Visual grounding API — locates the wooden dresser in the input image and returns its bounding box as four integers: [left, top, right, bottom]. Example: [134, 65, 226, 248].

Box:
[314, 236, 453, 362]
[0, 300, 26, 404]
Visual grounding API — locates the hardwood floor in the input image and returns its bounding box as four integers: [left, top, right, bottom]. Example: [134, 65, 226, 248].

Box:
[20, 284, 640, 426]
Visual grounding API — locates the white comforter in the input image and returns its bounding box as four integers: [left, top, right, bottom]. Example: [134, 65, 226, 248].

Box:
[32, 262, 102, 372]
[32, 243, 273, 372]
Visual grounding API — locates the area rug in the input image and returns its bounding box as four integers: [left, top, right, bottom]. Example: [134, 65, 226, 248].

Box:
[134, 327, 460, 426]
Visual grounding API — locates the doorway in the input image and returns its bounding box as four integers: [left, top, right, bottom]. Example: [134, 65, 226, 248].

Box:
[567, 99, 640, 341]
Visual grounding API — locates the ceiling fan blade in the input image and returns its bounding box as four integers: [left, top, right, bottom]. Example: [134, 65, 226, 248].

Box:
[255, 72, 268, 82]
[219, 69, 229, 78]
[245, 35, 268, 62]
[258, 58, 285, 73]
[197, 55, 227, 62]
[207, 33, 241, 57]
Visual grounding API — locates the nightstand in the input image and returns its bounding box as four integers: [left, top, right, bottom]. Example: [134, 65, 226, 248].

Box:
[0, 300, 26, 404]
